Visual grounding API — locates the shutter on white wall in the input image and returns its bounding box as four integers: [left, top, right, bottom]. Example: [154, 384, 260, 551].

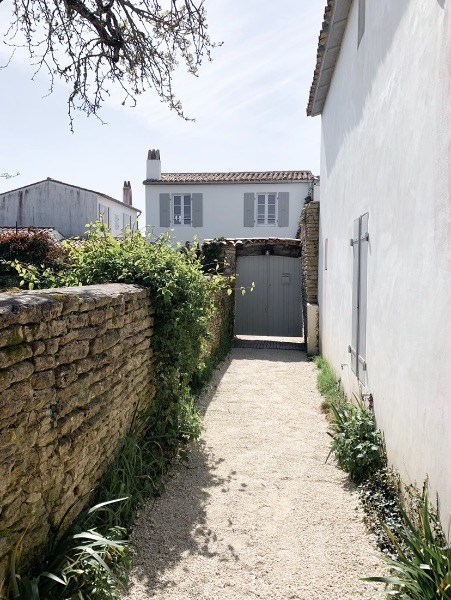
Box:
[192, 193, 203, 227]
[277, 192, 289, 227]
[350, 217, 360, 375]
[159, 193, 171, 227]
[244, 193, 255, 227]
[357, 213, 369, 377]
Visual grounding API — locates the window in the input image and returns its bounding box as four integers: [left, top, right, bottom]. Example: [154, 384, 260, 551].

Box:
[173, 194, 192, 225]
[244, 192, 289, 227]
[159, 193, 203, 228]
[324, 238, 328, 270]
[349, 213, 369, 382]
[115, 214, 120, 230]
[358, 0, 365, 47]
[256, 193, 277, 226]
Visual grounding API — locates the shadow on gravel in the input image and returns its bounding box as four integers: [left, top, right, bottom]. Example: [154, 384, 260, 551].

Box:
[125, 440, 238, 596]
[124, 347, 309, 597]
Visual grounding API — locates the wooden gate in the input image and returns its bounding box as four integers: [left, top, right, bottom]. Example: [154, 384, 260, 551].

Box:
[234, 255, 302, 336]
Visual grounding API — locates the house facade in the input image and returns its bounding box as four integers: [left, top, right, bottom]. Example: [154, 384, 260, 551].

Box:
[144, 150, 316, 243]
[308, 0, 451, 530]
[0, 178, 140, 238]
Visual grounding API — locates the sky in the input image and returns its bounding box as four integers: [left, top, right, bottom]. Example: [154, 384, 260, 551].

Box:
[0, 0, 325, 219]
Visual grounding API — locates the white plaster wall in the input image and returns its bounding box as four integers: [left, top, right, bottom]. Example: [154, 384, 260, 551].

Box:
[96, 196, 139, 235]
[145, 181, 309, 243]
[0, 181, 139, 238]
[318, 0, 451, 530]
[0, 181, 97, 238]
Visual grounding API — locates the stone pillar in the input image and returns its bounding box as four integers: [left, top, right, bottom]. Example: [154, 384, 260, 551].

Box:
[300, 202, 320, 354]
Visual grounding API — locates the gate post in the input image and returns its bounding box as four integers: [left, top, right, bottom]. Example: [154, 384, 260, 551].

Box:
[300, 202, 320, 355]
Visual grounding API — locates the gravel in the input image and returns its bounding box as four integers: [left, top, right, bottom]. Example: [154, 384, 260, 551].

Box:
[121, 348, 383, 600]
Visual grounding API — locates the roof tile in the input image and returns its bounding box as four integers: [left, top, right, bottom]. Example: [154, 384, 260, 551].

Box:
[145, 171, 313, 184]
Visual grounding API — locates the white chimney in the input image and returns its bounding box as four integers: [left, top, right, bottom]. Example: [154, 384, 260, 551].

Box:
[146, 149, 161, 180]
[123, 181, 132, 206]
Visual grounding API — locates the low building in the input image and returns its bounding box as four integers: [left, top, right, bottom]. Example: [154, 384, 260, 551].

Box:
[0, 178, 140, 238]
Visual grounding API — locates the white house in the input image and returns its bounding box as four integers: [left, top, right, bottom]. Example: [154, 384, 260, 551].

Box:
[0, 178, 140, 238]
[308, 0, 451, 531]
[144, 150, 315, 243]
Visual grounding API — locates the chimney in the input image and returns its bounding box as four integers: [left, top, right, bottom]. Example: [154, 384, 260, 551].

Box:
[123, 181, 132, 206]
[146, 149, 161, 180]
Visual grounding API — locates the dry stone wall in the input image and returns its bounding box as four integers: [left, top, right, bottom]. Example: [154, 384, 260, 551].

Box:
[300, 202, 320, 353]
[0, 284, 155, 581]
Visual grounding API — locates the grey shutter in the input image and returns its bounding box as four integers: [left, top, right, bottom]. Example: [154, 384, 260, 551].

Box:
[192, 193, 203, 227]
[350, 217, 360, 375]
[244, 193, 255, 227]
[357, 213, 369, 378]
[159, 193, 170, 227]
[277, 192, 289, 227]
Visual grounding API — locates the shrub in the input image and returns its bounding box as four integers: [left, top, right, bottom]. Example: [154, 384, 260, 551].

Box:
[365, 489, 451, 599]
[0, 229, 68, 267]
[326, 398, 384, 483]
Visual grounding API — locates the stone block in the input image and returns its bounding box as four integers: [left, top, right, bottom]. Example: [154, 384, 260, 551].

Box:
[33, 356, 56, 372]
[45, 338, 60, 355]
[31, 370, 55, 390]
[0, 360, 34, 388]
[31, 341, 46, 356]
[55, 364, 78, 389]
[89, 330, 120, 355]
[23, 322, 49, 342]
[67, 313, 89, 328]
[0, 343, 33, 370]
[56, 340, 89, 366]
[0, 326, 24, 349]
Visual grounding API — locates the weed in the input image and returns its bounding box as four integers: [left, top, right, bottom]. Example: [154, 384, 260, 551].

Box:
[313, 355, 345, 414]
[326, 398, 384, 483]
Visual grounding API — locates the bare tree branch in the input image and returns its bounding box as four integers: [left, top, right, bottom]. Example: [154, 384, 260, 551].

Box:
[3, 0, 220, 129]
[0, 172, 20, 179]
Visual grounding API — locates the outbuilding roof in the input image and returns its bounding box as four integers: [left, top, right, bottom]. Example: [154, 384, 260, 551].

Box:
[0, 177, 140, 213]
[144, 171, 312, 185]
[307, 0, 352, 117]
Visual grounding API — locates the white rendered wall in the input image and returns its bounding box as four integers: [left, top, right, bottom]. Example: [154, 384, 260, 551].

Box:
[145, 181, 309, 243]
[96, 196, 139, 236]
[318, 0, 451, 530]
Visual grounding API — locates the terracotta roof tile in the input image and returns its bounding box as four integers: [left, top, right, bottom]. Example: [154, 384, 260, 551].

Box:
[145, 171, 312, 184]
[307, 0, 335, 117]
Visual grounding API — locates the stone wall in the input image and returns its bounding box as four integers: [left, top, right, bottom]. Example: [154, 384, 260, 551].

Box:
[300, 202, 320, 354]
[0, 284, 155, 582]
[0, 281, 234, 582]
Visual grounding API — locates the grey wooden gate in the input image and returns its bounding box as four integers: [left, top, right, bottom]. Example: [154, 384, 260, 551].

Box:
[235, 256, 302, 336]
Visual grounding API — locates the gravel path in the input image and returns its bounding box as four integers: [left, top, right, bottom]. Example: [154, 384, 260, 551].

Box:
[121, 348, 382, 599]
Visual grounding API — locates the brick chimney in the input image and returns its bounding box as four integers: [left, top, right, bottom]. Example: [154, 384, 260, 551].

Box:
[123, 181, 132, 206]
[146, 149, 161, 180]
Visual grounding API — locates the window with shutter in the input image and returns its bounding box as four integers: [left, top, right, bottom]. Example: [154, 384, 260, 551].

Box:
[349, 213, 369, 382]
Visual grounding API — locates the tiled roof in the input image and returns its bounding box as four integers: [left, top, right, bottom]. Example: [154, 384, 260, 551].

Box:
[307, 0, 352, 117]
[145, 171, 312, 184]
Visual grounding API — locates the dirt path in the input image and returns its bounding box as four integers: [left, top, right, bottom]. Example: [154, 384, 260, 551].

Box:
[122, 348, 382, 599]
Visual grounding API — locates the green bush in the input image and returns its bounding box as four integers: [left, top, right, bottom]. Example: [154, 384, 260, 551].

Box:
[326, 398, 384, 483]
